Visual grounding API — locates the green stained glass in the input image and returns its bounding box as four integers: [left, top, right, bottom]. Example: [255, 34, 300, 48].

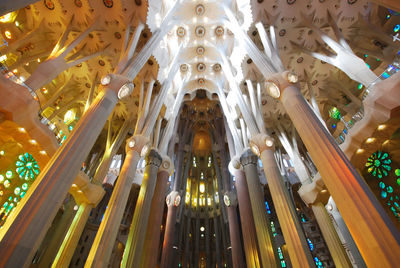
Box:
[15, 153, 40, 181]
[396, 169, 400, 177]
[379, 182, 385, 189]
[6, 171, 12, 179]
[14, 187, 20, 195]
[387, 186, 394, 193]
[329, 107, 341, 120]
[381, 191, 388, 198]
[366, 151, 392, 178]
[397, 178, 400, 186]
[22, 183, 28, 191]
[3, 180, 10, 188]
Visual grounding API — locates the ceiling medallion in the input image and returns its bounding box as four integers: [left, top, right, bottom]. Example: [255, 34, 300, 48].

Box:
[196, 46, 205, 55]
[195, 26, 206, 37]
[215, 26, 224, 37]
[103, 0, 113, 8]
[213, 63, 221, 72]
[195, 4, 205, 16]
[177, 27, 185, 37]
[74, 0, 82, 8]
[44, 0, 55, 10]
[114, 32, 121, 39]
[180, 64, 188, 72]
[197, 63, 206, 72]
[198, 78, 205, 86]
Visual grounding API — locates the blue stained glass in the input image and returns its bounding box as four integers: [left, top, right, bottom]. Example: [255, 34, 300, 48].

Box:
[394, 24, 400, 33]
[265, 201, 271, 214]
[307, 238, 314, 251]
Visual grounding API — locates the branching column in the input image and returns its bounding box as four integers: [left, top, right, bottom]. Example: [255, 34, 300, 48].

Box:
[0, 79, 126, 267]
[266, 71, 400, 266]
[229, 157, 261, 268]
[52, 172, 105, 268]
[121, 149, 162, 268]
[298, 176, 352, 267]
[84, 135, 150, 268]
[239, 149, 279, 268]
[140, 155, 174, 268]
[250, 134, 315, 267]
[160, 154, 190, 268]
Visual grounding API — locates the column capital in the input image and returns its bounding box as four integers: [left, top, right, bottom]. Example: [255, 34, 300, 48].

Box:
[249, 133, 275, 156]
[126, 135, 151, 156]
[264, 70, 300, 100]
[228, 155, 242, 175]
[298, 173, 330, 206]
[69, 171, 105, 206]
[240, 148, 259, 166]
[100, 73, 134, 100]
[159, 154, 174, 175]
[145, 149, 163, 167]
[166, 190, 181, 207]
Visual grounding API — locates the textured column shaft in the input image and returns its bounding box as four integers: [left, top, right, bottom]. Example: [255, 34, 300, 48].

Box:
[214, 126, 245, 267]
[260, 148, 315, 267]
[280, 85, 400, 267]
[85, 149, 141, 268]
[160, 205, 178, 268]
[52, 202, 92, 268]
[233, 169, 261, 268]
[327, 199, 366, 267]
[0, 88, 118, 268]
[311, 202, 352, 267]
[121, 149, 162, 268]
[140, 170, 169, 268]
[160, 153, 191, 268]
[32, 199, 76, 268]
[240, 150, 278, 268]
[226, 205, 244, 268]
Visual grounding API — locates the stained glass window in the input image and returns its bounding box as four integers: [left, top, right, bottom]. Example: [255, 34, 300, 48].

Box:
[365, 151, 392, 178]
[0, 152, 40, 226]
[329, 107, 341, 120]
[16, 153, 40, 180]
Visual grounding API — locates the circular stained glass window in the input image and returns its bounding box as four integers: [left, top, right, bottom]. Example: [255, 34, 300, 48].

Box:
[365, 151, 391, 179]
[16, 153, 40, 180]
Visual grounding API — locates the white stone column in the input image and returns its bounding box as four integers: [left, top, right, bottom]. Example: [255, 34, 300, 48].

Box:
[120, 149, 162, 268]
[140, 155, 174, 268]
[239, 149, 279, 268]
[265, 71, 400, 267]
[229, 158, 261, 268]
[298, 176, 352, 268]
[84, 135, 150, 268]
[250, 134, 315, 268]
[0, 75, 129, 267]
[52, 172, 105, 268]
